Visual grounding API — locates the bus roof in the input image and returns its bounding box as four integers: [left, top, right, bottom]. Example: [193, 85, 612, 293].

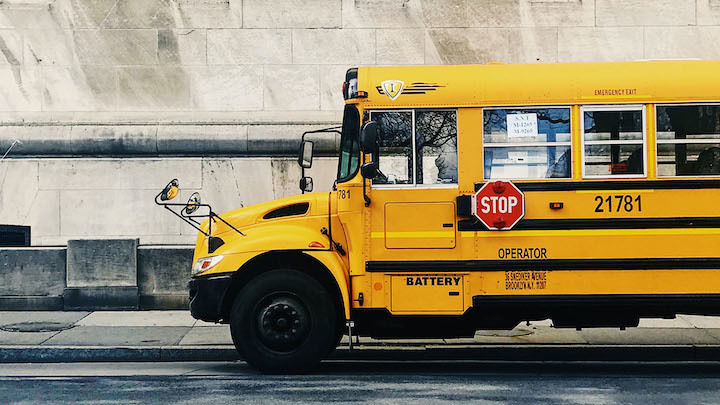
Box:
[357, 60, 720, 108]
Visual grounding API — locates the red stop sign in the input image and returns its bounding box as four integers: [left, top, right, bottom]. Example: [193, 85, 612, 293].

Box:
[472, 181, 525, 230]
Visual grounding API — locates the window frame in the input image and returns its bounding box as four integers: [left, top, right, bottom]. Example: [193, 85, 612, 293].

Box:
[368, 108, 459, 189]
[336, 104, 361, 184]
[481, 105, 573, 181]
[580, 104, 648, 179]
[655, 102, 720, 178]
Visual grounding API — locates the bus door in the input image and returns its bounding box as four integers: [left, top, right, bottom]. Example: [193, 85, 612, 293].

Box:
[368, 109, 460, 250]
[366, 109, 464, 312]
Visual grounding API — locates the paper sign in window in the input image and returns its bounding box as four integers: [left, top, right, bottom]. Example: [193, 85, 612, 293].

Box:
[507, 113, 538, 138]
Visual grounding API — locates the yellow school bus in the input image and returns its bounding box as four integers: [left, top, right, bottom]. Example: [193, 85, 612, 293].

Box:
[157, 60, 720, 372]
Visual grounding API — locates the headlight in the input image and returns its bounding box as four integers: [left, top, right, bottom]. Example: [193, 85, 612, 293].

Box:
[192, 255, 225, 276]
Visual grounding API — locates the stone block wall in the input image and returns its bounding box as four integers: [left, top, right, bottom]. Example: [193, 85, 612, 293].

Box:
[0, 243, 195, 309]
[1, 0, 719, 246]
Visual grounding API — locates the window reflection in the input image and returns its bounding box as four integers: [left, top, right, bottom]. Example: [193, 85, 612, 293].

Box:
[371, 111, 413, 185]
[416, 110, 458, 184]
[483, 107, 571, 180]
[657, 105, 720, 176]
[583, 108, 645, 177]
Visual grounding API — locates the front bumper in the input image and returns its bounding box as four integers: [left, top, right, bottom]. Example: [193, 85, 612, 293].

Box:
[188, 274, 234, 322]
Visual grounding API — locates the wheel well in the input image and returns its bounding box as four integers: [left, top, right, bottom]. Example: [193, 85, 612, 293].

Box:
[220, 250, 346, 334]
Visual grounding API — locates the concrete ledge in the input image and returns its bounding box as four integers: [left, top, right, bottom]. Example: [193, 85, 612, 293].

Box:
[139, 294, 189, 310]
[63, 287, 139, 310]
[0, 296, 63, 311]
[4, 345, 720, 363]
[0, 123, 340, 157]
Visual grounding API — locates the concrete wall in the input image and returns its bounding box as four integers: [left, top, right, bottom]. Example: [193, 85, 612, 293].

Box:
[0, 244, 194, 310]
[0, 156, 338, 245]
[2, 0, 720, 245]
[0, 247, 66, 309]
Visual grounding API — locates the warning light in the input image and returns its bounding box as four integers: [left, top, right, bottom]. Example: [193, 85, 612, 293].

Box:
[492, 181, 506, 194]
[308, 241, 325, 248]
[549, 202, 564, 210]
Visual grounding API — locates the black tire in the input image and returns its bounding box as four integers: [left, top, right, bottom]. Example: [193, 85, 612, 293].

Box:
[229, 269, 337, 373]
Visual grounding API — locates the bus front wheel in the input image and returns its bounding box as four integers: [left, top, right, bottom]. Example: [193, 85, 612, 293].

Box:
[229, 269, 337, 373]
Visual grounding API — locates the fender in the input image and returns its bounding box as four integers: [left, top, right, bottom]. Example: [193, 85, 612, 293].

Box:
[304, 250, 351, 319]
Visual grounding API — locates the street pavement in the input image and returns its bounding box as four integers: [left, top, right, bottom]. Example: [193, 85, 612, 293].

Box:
[2, 361, 720, 404]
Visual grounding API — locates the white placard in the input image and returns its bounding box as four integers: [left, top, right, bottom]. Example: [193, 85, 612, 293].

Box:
[507, 151, 528, 163]
[506, 113, 538, 138]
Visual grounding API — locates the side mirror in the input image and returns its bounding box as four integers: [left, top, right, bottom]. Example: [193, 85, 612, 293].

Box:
[299, 176, 313, 193]
[298, 140, 313, 169]
[360, 162, 378, 179]
[359, 121, 378, 153]
[184, 192, 201, 215]
[160, 179, 179, 201]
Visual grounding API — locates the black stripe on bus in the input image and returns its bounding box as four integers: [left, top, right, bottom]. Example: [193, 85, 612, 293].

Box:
[473, 179, 720, 192]
[365, 258, 720, 272]
[457, 217, 720, 231]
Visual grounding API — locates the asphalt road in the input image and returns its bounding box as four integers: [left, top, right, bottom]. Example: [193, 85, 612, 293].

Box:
[2, 361, 720, 404]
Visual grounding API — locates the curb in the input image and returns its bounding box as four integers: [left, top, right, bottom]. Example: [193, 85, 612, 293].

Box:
[4, 344, 720, 363]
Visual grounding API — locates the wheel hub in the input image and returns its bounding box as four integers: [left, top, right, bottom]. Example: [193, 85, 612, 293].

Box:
[256, 295, 310, 351]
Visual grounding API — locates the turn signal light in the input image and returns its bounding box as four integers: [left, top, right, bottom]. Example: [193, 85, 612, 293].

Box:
[191, 255, 224, 276]
[308, 241, 325, 248]
[549, 202, 564, 210]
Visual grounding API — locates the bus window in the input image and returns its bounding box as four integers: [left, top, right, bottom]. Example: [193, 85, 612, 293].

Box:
[415, 110, 458, 184]
[371, 111, 413, 185]
[656, 104, 720, 176]
[582, 106, 645, 178]
[337, 104, 360, 183]
[370, 110, 459, 186]
[483, 107, 571, 180]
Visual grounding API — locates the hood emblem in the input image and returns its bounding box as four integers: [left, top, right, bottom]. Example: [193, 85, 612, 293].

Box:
[381, 80, 404, 101]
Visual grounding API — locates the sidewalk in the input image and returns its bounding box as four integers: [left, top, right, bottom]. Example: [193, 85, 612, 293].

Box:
[3, 311, 720, 363]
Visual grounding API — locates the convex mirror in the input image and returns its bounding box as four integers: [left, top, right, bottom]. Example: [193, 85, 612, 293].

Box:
[160, 179, 179, 201]
[298, 140, 314, 169]
[184, 192, 201, 215]
[300, 176, 313, 193]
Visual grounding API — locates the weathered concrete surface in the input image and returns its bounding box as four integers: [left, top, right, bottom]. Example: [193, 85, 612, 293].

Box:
[66, 239, 138, 288]
[64, 239, 139, 310]
[42, 326, 189, 346]
[0, 248, 66, 296]
[62, 286, 139, 311]
[137, 247, 193, 310]
[75, 311, 197, 327]
[0, 246, 66, 309]
[1, 157, 338, 246]
[0, 0, 716, 120]
[0, 123, 340, 156]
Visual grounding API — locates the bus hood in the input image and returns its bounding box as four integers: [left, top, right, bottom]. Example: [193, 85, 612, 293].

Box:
[199, 192, 331, 237]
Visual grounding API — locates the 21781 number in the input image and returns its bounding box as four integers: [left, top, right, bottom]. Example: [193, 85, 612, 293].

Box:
[594, 195, 642, 213]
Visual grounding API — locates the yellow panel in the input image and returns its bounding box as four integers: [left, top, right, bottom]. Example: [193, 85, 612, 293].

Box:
[384, 202, 456, 249]
[358, 60, 720, 108]
[390, 274, 464, 313]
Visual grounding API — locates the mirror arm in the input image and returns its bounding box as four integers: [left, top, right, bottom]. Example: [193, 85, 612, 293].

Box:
[363, 176, 371, 207]
[210, 212, 246, 237]
[162, 204, 209, 237]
